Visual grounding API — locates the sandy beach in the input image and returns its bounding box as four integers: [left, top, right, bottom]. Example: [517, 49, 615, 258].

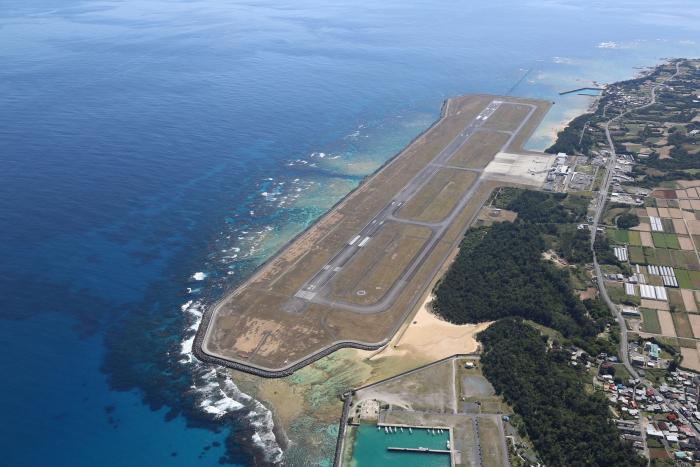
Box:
[370, 295, 492, 362]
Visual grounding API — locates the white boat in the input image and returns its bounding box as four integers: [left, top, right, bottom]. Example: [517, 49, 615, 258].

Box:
[377, 425, 380, 430]
[400, 427, 404, 432]
[409, 428, 413, 434]
[446, 440, 451, 449]
[384, 427, 388, 433]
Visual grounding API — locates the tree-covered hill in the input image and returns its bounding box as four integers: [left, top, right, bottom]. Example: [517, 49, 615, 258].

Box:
[433, 221, 597, 338]
[479, 319, 645, 467]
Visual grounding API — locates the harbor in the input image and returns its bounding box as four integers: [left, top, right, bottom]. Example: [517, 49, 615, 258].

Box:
[349, 424, 453, 467]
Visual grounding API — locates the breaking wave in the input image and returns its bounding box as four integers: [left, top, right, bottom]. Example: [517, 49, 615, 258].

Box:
[180, 299, 284, 464]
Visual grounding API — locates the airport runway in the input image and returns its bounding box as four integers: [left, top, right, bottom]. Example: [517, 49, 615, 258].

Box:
[294, 100, 537, 313]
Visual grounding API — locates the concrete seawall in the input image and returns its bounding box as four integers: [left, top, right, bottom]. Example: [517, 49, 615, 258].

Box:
[195, 94, 551, 377]
[193, 99, 452, 377]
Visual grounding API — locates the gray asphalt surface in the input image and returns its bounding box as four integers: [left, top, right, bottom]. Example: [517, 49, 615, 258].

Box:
[591, 61, 681, 458]
[295, 100, 537, 314]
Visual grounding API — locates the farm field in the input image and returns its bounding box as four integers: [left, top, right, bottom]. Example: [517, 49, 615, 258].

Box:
[608, 228, 642, 246]
[641, 308, 661, 334]
[623, 183, 700, 372]
[652, 232, 681, 249]
[675, 269, 700, 289]
[672, 312, 695, 339]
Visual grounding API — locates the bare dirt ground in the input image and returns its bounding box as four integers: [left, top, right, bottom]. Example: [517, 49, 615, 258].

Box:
[631, 221, 652, 232]
[687, 220, 700, 235]
[681, 346, 700, 372]
[688, 313, 700, 336]
[657, 309, 677, 337]
[578, 286, 598, 300]
[682, 289, 698, 313]
[673, 219, 689, 235]
[679, 236, 695, 250]
[355, 358, 456, 412]
[476, 207, 517, 225]
[542, 249, 568, 268]
[668, 208, 684, 219]
[640, 231, 654, 247]
[641, 299, 670, 311]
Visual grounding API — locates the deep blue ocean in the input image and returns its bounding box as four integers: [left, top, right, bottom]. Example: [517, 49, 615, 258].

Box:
[1, 1, 699, 465]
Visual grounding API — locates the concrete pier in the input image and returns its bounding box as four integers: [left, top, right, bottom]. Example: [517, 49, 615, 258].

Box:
[387, 447, 451, 454]
[558, 87, 604, 95]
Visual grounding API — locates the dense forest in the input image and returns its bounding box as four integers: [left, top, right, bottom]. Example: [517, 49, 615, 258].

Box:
[617, 212, 640, 229]
[545, 113, 594, 155]
[433, 221, 599, 338]
[557, 227, 593, 264]
[434, 189, 610, 347]
[479, 319, 645, 467]
[504, 190, 586, 224]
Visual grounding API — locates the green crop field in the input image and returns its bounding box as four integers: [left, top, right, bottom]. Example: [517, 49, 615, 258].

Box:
[644, 247, 673, 265]
[607, 228, 628, 244]
[671, 250, 700, 270]
[628, 231, 642, 246]
[672, 312, 694, 338]
[629, 246, 645, 264]
[661, 218, 675, 233]
[608, 228, 642, 246]
[641, 308, 661, 334]
[652, 232, 681, 249]
[675, 269, 700, 289]
[669, 289, 686, 312]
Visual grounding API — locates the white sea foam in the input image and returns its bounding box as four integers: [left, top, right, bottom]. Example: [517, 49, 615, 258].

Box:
[199, 389, 245, 416]
[177, 299, 283, 464]
[175, 171, 326, 462]
[180, 335, 195, 364]
[247, 404, 284, 463]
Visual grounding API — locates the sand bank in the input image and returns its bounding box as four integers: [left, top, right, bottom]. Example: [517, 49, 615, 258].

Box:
[370, 295, 491, 362]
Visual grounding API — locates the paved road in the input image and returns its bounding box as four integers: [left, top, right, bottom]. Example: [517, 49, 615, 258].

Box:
[591, 60, 681, 457]
[295, 100, 538, 314]
[494, 415, 511, 467]
[592, 60, 681, 374]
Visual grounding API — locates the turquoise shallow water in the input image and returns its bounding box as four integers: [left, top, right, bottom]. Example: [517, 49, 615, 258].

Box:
[2, 0, 700, 465]
[351, 425, 450, 467]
